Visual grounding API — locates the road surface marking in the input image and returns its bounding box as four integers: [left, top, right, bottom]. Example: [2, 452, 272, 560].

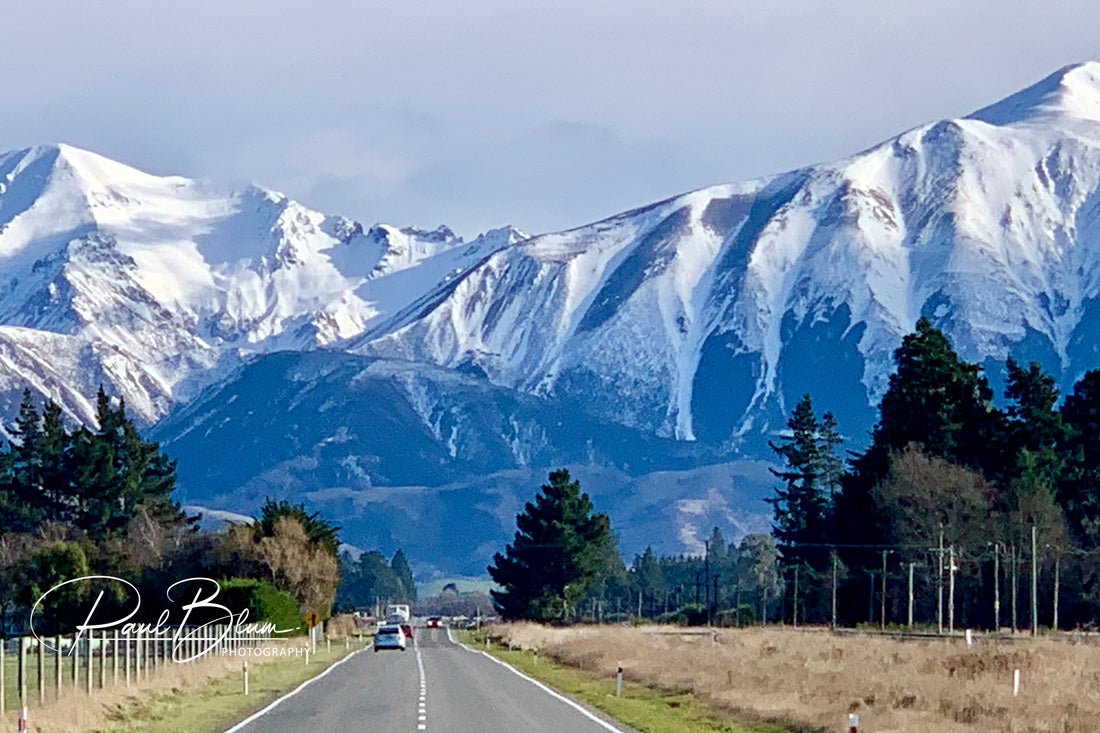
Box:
[447, 627, 625, 732]
[416, 633, 427, 731]
[222, 646, 365, 733]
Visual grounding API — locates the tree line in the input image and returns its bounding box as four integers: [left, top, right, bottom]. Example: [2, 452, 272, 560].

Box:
[0, 390, 343, 636]
[487, 469, 785, 624]
[490, 318, 1100, 629]
[769, 316, 1100, 629]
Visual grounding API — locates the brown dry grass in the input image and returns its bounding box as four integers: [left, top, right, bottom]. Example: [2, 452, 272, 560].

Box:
[0, 638, 314, 733]
[493, 624, 1100, 733]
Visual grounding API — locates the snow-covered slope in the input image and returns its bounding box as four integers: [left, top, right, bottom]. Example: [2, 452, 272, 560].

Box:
[0, 143, 522, 425]
[9, 61, 1100, 461]
[351, 62, 1100, 450]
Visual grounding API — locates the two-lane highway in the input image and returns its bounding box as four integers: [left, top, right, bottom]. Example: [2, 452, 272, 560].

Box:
[226, 627, 632, 732]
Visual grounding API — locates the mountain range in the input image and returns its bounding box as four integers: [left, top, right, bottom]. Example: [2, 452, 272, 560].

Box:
[6, 62, 1100, 575]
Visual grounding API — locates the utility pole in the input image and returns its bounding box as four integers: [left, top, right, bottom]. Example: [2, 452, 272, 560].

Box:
[1053, 550, 1061, 631]
[704, 540, 710, 625]
[937, 526, 944, 635]
[949, 544, 956, 634]
[907, 562, 914, 629]
[1031, 526, 1038, 637]
[880, 550, 888, 631]
[831, 552, 838, 630]
[1011, 543, 1018, 633]
[793, 565, 800, 628]
[993, 543, 1000, 631]
[866, 569, 875, 624]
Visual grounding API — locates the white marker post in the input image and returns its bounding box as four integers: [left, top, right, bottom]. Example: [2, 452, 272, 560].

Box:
[965, 629, 972, 647]
[616, 666, 623, 697]
[848, 713, 859, 733]
[243, 660, 249, 696]
[1014, 668, 1020, 697]
[18, 706, 28, 732]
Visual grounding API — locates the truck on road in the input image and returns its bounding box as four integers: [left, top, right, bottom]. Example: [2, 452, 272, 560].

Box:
[384, 604, 411, 624]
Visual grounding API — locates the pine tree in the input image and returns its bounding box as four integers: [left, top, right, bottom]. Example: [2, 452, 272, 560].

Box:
[1002, 358, 1065, 485]
[838, 318, 1000, 551]
[768, 394, 829, 569]
[1057, 369, 1100, 544]
[488, 469, 613, 620]
[874, 317, 1001, 473]
[257, 499, 339, 557]
[631, 546, 665, 615]
[6, 390, 46, 531]
[390, 549, 417, 602]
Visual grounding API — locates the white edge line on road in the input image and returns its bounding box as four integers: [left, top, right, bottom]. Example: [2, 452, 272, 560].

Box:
[222, 646, 365, 733]
[447, 627, 624, 733]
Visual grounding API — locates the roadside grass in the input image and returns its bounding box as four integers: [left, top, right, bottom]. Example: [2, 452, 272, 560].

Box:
[1, 652, 15, 716]
[492, 622, 1100, 733]
[460, 629, 794, 733]
[0, 636, 370, 733]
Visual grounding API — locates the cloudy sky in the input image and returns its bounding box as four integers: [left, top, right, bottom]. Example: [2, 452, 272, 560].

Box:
[3, 1, 1098, 238]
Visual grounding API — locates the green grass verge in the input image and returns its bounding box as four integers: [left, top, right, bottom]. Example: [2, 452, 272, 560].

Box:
[459, 630, 793, 733]
[1, 651, 14, 714]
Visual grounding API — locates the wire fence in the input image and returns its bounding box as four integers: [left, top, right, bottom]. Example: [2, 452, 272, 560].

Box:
[0, 624, 270, 720]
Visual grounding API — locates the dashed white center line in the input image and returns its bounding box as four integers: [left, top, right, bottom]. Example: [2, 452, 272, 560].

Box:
[416, 633, 427, 731]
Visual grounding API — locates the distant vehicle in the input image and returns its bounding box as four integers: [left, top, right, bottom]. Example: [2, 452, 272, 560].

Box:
[426, 617, 442, 628]
[384, 604, 411, 623]
[373, 625, 407, 652]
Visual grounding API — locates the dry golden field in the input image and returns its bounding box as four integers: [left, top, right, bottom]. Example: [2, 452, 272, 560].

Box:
[0, 636, 351, 733]
[492, 623, 1100, 733]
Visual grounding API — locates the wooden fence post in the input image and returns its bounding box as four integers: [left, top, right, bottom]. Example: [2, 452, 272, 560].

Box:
[72, 633, 78, 689]
[19, 636, 28, 708]
[37, 637, 44, 705]
[54, 634, 62, 701]
[99, 630, 106, 688]
[85, 633, 92, 695]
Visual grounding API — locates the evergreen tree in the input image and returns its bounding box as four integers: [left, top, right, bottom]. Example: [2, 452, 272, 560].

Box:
[873, 317, 1001, 472]
[838, 319, 1000, 550]
[1002, 358, 1065, 485]
[816, 411, 845, 509]
[631, 546, 666, 615]
[706, 527, 726, 562]
[257, 499, 339, 557]
[768, 394, 830, 569]
[1057, 369, 1100, 544]
[488, 469, 613, 620]
[5, 390, 46, 531]
[390, 549, 417, 602]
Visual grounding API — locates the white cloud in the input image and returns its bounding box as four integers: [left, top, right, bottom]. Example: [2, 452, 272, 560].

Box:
[1, 0, 1098, 236]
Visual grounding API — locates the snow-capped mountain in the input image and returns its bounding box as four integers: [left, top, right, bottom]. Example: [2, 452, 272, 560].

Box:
[0, 143, 523, 426]
[10, 63, 1100, 565]
[352, 61, 1100, 451]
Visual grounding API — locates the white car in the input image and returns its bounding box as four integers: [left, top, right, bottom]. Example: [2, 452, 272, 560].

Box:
[373, 624, 407, 652]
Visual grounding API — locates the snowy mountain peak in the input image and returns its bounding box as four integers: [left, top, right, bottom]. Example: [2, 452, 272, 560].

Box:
[969, 61, 1100, 126]
[0, 143, 524, 426]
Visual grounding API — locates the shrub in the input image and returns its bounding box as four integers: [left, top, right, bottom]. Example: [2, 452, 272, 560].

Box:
[218, 578, 304, 636]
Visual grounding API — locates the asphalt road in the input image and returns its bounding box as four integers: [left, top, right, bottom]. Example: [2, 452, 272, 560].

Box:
[226, 627, 631, 732]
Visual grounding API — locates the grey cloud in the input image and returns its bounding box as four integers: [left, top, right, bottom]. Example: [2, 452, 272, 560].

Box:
[2, 1, 1100, 238]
